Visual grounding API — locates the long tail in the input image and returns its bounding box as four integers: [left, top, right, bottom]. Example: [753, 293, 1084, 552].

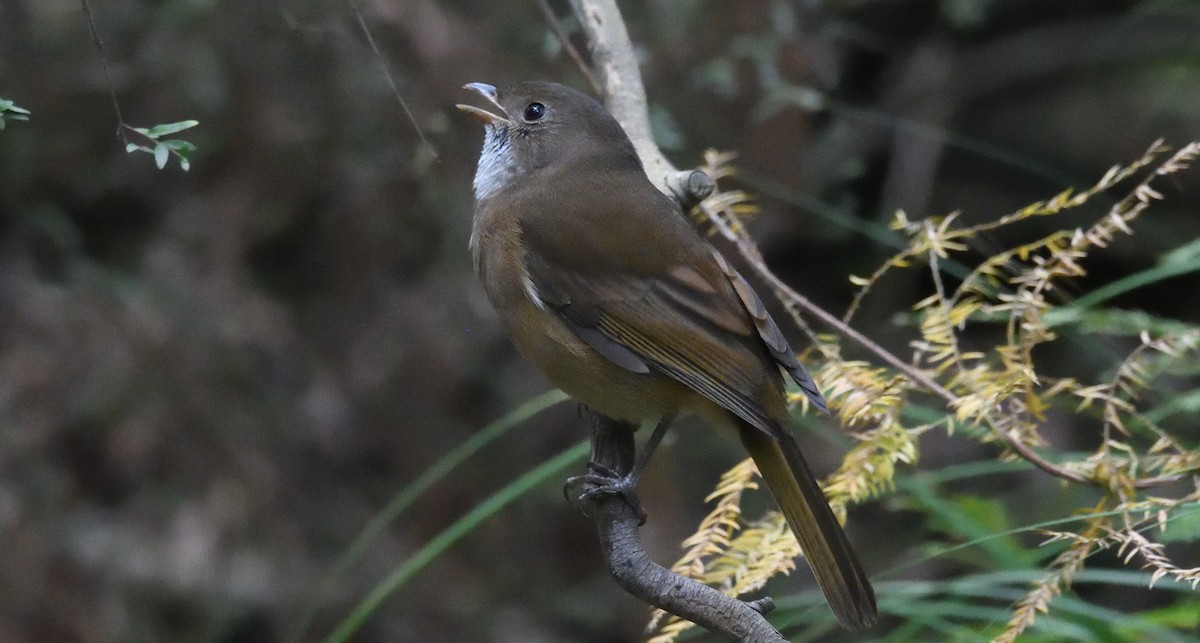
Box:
[738, 422, 877, 629]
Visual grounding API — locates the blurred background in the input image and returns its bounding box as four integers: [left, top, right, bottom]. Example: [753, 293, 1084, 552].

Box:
[2, 0, 1199, 641]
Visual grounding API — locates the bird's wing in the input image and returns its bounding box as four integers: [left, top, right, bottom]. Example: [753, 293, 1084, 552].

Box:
[706, 249, 829, 415]
[522, 222, 828, 432]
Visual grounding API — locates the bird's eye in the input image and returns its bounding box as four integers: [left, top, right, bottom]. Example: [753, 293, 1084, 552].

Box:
[523, 102, 546, 122]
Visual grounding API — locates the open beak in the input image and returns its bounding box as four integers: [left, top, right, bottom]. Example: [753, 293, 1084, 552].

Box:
[456, 83, 510, 126]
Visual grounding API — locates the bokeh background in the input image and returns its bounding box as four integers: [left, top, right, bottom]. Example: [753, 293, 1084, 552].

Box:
[2, 0, 1199, 641]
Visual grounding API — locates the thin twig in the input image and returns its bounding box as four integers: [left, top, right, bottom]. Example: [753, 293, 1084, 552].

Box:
[78, 0, 128, 144]
[348, 0, 439, 160]
[741, 233, 956, 402]
[537, 0, 602, 95]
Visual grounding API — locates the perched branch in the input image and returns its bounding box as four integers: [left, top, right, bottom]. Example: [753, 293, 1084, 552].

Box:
[579, 413, 786, 643]
[568, 0, 713, 207]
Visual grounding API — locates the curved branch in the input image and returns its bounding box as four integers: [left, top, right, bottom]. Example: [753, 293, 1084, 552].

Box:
[580, 413, 786, 643]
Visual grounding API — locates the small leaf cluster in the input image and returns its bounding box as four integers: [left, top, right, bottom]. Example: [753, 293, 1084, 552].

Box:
[124, 120, 199, 170]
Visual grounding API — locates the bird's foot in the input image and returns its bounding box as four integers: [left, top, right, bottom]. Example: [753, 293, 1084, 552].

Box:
[564, 463, 647, 525]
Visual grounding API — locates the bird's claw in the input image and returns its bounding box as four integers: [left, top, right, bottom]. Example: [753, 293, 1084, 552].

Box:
[564, 464, 647, 525]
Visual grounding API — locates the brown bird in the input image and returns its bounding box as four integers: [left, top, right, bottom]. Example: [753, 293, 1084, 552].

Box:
[459, 81, 876, 629]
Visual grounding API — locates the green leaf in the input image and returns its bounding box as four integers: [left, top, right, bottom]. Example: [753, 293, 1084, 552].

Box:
[145, 120, 199, 138]
[1131, 598, 1200, 630]
[1160, 506, 1200, 544]
[0, 99, 31, 116]
[179, 157, 190, 172]
[290, 389, 568, 640]
[322, 439, 589, 643]
[0, 99, 28, 131]
[154, 143, 169, 169]
[125, 143, 141, 153]
[1067, 237, 1200, 312]
[1160, 236, 1200, 267]
[162, 139, 196, 153]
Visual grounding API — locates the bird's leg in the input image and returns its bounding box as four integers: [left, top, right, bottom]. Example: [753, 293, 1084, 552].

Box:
[566, 416, 673, 524]
[627, 414, 672, 482]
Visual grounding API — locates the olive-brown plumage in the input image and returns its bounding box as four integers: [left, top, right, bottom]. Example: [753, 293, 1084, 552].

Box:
[459, 81, 876, 629]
